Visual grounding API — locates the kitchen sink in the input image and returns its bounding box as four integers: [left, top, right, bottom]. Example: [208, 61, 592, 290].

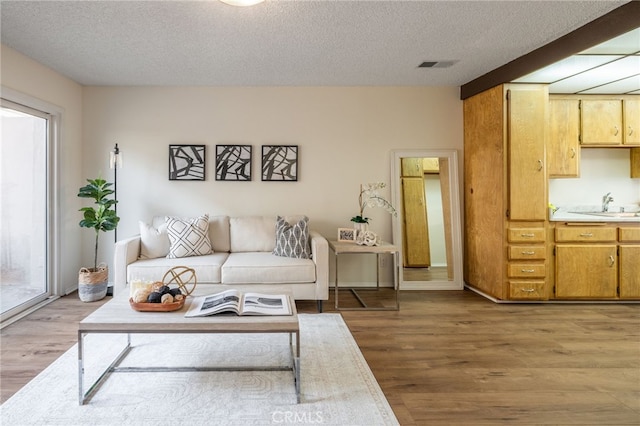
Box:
[570, 211, 640, 218]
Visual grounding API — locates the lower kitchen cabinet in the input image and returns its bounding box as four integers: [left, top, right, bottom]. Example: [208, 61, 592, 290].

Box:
[619, 227, 640, 299]
[554, 224, 640, 300]
[555, 244, 618, 298]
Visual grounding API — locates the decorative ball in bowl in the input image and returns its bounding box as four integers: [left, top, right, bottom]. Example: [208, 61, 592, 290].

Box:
[129, 281, 186, 312]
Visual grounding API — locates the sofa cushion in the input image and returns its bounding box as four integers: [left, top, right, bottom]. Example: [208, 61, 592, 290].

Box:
[222, 252, 316, 284]
[273, 216, 311, 259]
[139, 221, 170, 259]
[166, 215, 213, 258]
[229, 216, 276, 253]
[127, 253, 228, 284]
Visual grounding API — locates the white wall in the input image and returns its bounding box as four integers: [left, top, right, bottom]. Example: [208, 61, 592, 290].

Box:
[83, 86, 464, 283]
[1, 44, 84, 295]
[549, 148, 640, 210]
[1, 44, 464, 289]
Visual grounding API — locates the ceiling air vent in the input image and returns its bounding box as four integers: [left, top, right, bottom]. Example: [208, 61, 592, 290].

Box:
[418, 60, 458, 68]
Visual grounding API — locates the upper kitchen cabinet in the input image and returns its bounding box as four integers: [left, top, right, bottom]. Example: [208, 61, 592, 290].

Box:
[507, 85, 549, 220]
[624, 98, 640, 145]
[580, 97, 640, 146]
[548, 98, 580, 177]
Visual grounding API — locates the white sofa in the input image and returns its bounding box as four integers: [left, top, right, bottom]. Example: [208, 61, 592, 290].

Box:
[113, 215, 329, 311]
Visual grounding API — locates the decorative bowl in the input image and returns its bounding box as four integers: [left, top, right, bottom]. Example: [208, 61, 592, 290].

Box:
[129, 297, 185, 312]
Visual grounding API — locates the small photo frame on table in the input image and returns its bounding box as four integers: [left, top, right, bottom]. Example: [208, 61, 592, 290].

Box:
[215, 145, 252, 181]
[338, 228, 356, 242]
[261, 145, 298, 181]
[169, 144, 206, 181]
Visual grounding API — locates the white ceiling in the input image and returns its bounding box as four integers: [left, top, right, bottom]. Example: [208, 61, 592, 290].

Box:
[0, 0, 633, 90]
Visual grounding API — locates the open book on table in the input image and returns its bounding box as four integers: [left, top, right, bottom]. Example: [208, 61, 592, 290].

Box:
[184, 289, 292, 317]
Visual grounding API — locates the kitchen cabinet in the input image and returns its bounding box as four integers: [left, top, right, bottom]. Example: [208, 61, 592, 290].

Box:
[555, 244, 618, 298]
[554, 225, 640, 300]
[580, 100, 622, 145]
[619, 227, 640, 299]
[580, 97, 639, 146]
[400, 158, 424, 177]
[401, 160, 430, 267]
[623, 98, 639, 145]
[463, 83, 549, 300]
[507, 226, 547, 300]
[548, 99, 580, 177]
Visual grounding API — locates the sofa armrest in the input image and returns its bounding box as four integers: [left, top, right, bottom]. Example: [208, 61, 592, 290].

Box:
[309, 230, 329, 300]
[113, 235, 141, 296]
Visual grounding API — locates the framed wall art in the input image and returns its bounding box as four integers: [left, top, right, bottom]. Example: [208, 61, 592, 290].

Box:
[169, 144, 206, 181]
[261, 145, 298, 181]
[215, 145, 252, 181]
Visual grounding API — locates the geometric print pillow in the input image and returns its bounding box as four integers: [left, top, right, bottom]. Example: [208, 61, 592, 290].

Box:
[165, 214, 213, 259]
[272, 215, 311, 259]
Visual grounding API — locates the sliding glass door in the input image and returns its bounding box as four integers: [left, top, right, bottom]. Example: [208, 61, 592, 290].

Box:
[1, 100, 52, 321]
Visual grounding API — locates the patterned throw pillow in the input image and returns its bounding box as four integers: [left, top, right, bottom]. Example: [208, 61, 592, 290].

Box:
[273, 216, 311, 259]
[165, 215, 213, 259]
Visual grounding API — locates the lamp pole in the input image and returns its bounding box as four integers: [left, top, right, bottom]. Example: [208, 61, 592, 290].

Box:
[110, 143, 122, 242]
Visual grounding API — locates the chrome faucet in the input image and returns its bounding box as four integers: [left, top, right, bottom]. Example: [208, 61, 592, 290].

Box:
[602, 192, 614, 212]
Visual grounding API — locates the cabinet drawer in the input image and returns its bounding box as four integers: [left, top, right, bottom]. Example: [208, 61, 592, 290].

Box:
[509, 281, 546, 300]
[508, 246, 546, 260]
[619, 227, 640, 242]
[555, 227, 616, 242]
[508, 263, 546, 278]
[508, 228, 545, 243]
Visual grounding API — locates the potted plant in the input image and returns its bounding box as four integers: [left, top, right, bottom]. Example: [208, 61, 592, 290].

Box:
[77, 178, 120, 302]
[350, 182, 397, 229]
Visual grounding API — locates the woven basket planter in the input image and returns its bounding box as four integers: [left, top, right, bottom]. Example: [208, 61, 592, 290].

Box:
[78, 263, 108, 302]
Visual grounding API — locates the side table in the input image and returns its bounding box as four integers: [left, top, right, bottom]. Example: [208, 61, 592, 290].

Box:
[328, 240, 399, 311]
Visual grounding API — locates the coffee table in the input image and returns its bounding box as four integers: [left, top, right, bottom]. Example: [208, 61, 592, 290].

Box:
[78, 286, 300, 405]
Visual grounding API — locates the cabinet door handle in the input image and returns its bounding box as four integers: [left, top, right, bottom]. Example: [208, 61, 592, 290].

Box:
[520, 288, 536, 293]
[521, 233, 535, 238]
[608, 255, 615, 267]
[570, 148, 576, 158]
[521, 251, 535, 255]
[579, 233, 593, 238]
[521, 269, 535, 273]
[629, 126, 634, 137]
[537, 159, 543, 171]
[614, 126, 619, 136]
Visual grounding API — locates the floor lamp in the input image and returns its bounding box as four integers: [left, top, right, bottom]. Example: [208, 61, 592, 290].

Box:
[109, 143, 122, 243]
[108, 144, 122, 297]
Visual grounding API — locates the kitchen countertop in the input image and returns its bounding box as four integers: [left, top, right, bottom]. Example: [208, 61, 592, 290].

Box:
[550, 206, 640, 223]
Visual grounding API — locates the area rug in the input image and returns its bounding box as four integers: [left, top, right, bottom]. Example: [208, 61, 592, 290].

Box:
[1, 314, 398, 426]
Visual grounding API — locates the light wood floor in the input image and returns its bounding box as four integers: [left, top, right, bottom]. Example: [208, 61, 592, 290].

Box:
[2, 290, 639, 425]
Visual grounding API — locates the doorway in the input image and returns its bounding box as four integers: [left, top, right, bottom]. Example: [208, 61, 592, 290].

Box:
[1, 100, 53, 322]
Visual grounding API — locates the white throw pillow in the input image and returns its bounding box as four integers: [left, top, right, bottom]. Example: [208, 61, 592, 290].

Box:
[229, 216, 276, 252]
[139, 221, 170, 259]
[165, 214, 213, 259]
[273, 216, 311, 259]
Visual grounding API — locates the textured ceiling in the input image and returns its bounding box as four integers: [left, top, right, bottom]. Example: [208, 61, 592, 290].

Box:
[0, 0, 629, 87]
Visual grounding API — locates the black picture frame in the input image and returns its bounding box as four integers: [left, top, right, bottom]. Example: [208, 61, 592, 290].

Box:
[169, 145, 206, 181]
[215, 145, 252, 181]
[261, 145, 298, 181]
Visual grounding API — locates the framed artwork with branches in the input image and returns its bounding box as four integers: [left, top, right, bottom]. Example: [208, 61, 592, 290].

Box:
[169, 144, 206, 181]
[261, 145, 298, 181]
[215, 145, 252, 181]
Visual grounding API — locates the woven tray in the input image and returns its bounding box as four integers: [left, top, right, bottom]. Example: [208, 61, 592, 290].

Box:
[129, 297, 185, 312]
